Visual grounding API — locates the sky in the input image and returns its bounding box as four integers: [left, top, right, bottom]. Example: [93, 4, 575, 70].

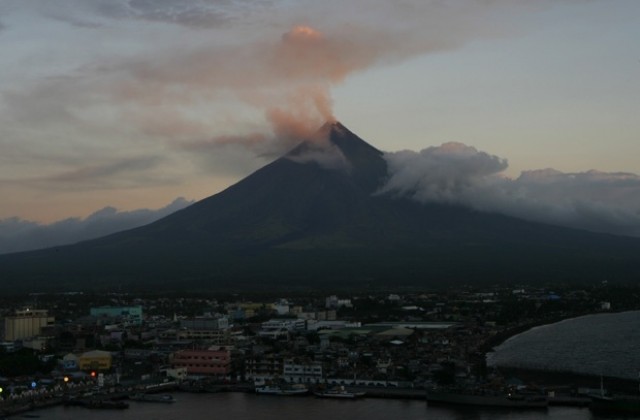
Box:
[1, 0, 639, 251]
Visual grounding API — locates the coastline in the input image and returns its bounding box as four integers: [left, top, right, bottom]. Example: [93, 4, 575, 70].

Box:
[496, 367, 640, 395]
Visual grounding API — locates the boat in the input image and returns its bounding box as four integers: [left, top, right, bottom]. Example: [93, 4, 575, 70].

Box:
[130, 393, 176, 403]
[426, 387, 548, 409]
[85, 399, 129, 409]
[255, 383, 309, 396]
[63, 396, 129, 409]
[314, 386, 366, 399]
[587, 374, 640, 414]
[589, 393, 640, 414]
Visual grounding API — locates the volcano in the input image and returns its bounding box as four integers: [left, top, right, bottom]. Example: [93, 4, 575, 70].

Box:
[2, 122, 640, 293]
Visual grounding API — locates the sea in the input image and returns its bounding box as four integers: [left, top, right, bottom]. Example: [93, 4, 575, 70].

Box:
[487, 310, 640, 380]
[24, 311, 640, 420]
[21, 392, 610, 420]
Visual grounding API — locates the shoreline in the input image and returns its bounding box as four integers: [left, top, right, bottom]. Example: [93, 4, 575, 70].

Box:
[496, 367, 640, 395]
[4, 378, 634, 417]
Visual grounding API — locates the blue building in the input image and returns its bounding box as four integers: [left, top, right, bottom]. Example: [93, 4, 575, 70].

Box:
[90, 306, 143, 326]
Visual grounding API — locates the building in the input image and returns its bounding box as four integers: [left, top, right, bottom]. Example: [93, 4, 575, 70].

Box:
[161, 367, 188, 381]
[180, 316, 229, 331]
[22, 337, 50, 351]
[62, 353, 79, 371]
[258, 318, 306, 339]
[283, 358, 323, 383]
[3, 309, 54, 341]
[228, 302, 264, 320]
[325, 295, 353, 309]
[79, 350, 112, 371]
[170, 347, 231, 377]
[90, 306, 143, 326]
[260, 319, 305, 332]
[175, 329, 230, 344]
[306, 320, 362, 331]
[245, 355, 284, 380]
[272, 299, 290, 315]
[0, 341, 17, 353]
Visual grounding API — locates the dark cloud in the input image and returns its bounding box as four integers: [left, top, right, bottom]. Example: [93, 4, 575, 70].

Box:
[381, 145, 640, 238]
[43, 12, 103, 29]
[126, 0, 233, 28]
[1, 156, 175, 192]
[0, 197, 192, 254]
[90, 0, 262, 28]
[49, 156, 162, 184]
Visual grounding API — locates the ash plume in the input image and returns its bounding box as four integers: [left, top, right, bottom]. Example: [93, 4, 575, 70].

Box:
[6, 0, 579, 161]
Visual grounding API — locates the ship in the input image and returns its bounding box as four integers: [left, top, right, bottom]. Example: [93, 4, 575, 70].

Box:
[130, 393, 176, 403]
[314, 386, 366, 399]
[85, 399, 130, 409]
[63, 396, 129, 409]
[255, 383, 309, 396]
[426, 387, 548, 409]
[589, 394, 640, 414]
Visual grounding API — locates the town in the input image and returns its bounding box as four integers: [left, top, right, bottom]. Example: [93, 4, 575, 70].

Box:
[0, 283, 637, 414]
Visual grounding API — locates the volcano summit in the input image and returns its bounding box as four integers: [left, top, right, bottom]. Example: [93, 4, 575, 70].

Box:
[2, 122, 640, 293]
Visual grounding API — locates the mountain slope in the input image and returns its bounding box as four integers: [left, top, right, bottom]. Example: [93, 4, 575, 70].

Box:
[1, 122, 639, 293]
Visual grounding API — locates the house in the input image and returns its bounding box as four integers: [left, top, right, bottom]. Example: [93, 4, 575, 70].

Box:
[79, 350, 112, 371]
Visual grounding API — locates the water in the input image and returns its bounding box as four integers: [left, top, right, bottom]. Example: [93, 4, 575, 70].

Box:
[487, 310, 640, 379]
[23, 392, 605, 420]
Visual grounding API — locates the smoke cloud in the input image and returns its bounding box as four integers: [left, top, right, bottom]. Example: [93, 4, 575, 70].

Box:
[111, 21, 378, 154]
[69, 0, 571, 156]
[381, 145, 640, 237]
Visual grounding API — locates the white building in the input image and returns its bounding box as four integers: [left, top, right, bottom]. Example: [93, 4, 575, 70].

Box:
[325, 295, 353, 309]
[258, 318, 306, 339]
[272, 299, 290, 315]
[4, 308, 54, 341]
[283, 359, 323, 383]
[306, 320, 361, 331]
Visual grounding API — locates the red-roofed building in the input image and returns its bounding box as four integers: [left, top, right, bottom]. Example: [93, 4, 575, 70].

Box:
[170, 347, 231, 377]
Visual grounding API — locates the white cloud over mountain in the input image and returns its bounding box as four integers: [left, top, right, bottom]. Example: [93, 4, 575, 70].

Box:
[382, 144, 640, 237]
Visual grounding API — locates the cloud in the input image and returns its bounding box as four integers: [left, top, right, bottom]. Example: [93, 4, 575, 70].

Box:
[0, 0, 602, 222]
[380, 143, 508, 202]
[47, 156, 165, 188]
[381, 145, 640, 237]
[34, 0, 252, 29]
[3, 0, 578, 163]
[0, 197, 193, 254]
[92, 0, 255, 28]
